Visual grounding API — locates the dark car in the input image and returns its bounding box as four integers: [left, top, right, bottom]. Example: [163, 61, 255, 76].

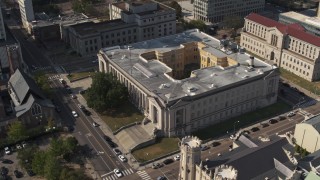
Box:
[104, 135, 111, 142]
[152, 163, 163, 169]
[113, 148, 122, 155]
[26, 169, 35, 176]
[82, 109, 91, 116]
[201, 145, 209, 151]
[55, 106, 61, 113]
[261, 123, 269, 128]
[163, 159, 174, 165]
[1, 159, 13, 164]
[212, 142, 221, 147]
[278, 116, 286, 121]
[107, 141, 117, 148]
[0, 167, 8, 175]
[251, 127, 260, 132]
[157, 176, 167, 180]
[14, 170, 23, 178]
[79, 90, 86, 94]
[269, 119, 278, 124]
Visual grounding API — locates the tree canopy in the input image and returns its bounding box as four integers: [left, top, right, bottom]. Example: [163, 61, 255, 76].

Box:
[86, 72, 128, 112]
[186, 20, 207, 31]
[223, 16, 244, 29]
[7, 121, 27, 142]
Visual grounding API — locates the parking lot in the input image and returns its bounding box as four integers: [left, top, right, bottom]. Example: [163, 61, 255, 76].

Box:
[1, 134, 54, 179]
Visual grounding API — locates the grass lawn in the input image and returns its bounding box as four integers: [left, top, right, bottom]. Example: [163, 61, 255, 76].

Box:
[132, 138, 180, 162]
[193, 100, 291, 140]
[67, 71, 94, 81]
[99, 101, 144, 132]
[280, 68, 320, 95]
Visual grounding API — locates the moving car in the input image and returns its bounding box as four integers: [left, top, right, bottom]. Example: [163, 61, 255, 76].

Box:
[269, 119, 278, 124]
[251, 127, 260, 132]
[118, 155, 127, 162]
[212, 141, 221, 147]
[72, 111, 79, 118]
[113, 169, 122, 178]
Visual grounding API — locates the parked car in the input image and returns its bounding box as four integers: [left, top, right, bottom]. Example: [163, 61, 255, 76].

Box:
[26, 169, 35, 176]
[107, 141, 117, 148]
[118, 155, 127, 162]
[201, 145, 209, 151]
[163, 159, 174, 165]
[14, 170, 23, 178]
[174, 155, 180, 161]
[79, 90, 86, 94]
[59, 78, 66, 84]
[287, 112, 295, 117]
[1, 159, 13, 164]
[157, 176, 167, 180]
[4, 147, 10, 155]
[113, 148, 121, 155]
[113, 169, 122, 178]
[78, 104, 85, 109]
[212, 142, 221, 147]
[82, 109, 91, 116]
[16, 144, 22, 150]
[152, 163, 163, 169]
[0, 167, 8, 175]
[70, 94, 77, 99]
[66, 88, 72, 94]
[104, 135, 111, 142]
[72, 111, 79, 118]
[278, 116, 286, 121]
[269, 119, 278, 124]
[251, 127, 260, 132]
[92, 122, 99, 127]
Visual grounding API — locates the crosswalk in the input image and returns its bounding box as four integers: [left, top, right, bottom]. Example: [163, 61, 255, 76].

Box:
[32, 66, 52, 72]
[102, 168, 134, 180]
[136, 170, 152, 180]
[47, 74, 61, 80]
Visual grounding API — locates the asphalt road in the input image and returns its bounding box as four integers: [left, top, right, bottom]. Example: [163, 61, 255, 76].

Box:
[49, 77, 133, 178]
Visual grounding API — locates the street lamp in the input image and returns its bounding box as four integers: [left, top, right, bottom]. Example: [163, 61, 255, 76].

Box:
[233, 121, 240, 135]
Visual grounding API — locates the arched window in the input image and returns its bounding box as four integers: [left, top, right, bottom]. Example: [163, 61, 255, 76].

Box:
[31, 103, 42, 116]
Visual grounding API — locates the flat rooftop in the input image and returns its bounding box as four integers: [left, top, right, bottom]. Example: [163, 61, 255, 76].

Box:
[280, 11, 320, 27]
[101, 29, 276, 104]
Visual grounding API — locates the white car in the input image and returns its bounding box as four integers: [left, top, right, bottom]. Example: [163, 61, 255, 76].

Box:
[287, 112, 295, 117]
[92, 122, 99, 127]
[16, 144, 22, 150]
[4, 147, 11, 155]
[118, 155, 127, 162]
[22, 141, 27, 148]
[70, 94, 77, 99]
[72, 111, 79, 118]
[113, 169, 123, 177]
[174, 155, 180, 161]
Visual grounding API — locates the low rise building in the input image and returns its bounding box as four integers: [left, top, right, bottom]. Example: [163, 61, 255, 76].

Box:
[99, 29, 279, 137]
[7, 69, 55, 128]
[68, 0, 176, 56]
[193, 0, 265, 23]
[240, 13, 320, 82]
[294, 114, 320, 153]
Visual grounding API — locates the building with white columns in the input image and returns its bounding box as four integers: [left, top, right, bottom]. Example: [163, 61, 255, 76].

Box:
[98, 29, 279, 137]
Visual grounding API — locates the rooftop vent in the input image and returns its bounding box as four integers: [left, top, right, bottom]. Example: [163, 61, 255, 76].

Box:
[188, 87, 197, 92]
[210, 73, 217, 77]
[242, 75, 250, 79]
[121, 55, 126, 59]
[257, 69, 264, 74]
[245, 66, 254, 72]
[209, 84, 217, 88]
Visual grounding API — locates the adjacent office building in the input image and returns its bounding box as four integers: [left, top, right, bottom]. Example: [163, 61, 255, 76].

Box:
[193, 0, 265, 23]
[279, 3, 320, 36]
[240, 13, 320, 82]
[98, 29, 279, 137]
[68, 0, 176, 56]
[18, 0, 35, 29]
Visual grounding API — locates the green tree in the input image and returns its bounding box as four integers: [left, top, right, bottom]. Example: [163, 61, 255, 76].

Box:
[17, 145, 39, 169]
[187, 20, 207, 31]
[44, 153, 62, 180]
[49, 138, 65, 157]
[168, 1, 182, 19]
[59, 167, 91, 180]
[33, 72, 52, 96]
[7, 121, 27, 142]
[223, 16, 244, 29]
[87, 72, 128, 112]
[72, 0, 92, 14]
[32, 150, 47, 176]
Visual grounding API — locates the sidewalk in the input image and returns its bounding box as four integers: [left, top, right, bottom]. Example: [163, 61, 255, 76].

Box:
[61, 74, 143, 170]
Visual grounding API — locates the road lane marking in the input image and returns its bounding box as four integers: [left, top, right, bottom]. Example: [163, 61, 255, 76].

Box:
[85, 135, 111, 170]
[101, 171, 113, 177]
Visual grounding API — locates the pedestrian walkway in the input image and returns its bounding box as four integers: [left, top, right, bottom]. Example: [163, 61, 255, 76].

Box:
[136, 170, 152, 180]
[32, 66, 52, 72]
[47, 74, 61, 80]
[102, 168, 134, 180]
[299, 99, 318, 108]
